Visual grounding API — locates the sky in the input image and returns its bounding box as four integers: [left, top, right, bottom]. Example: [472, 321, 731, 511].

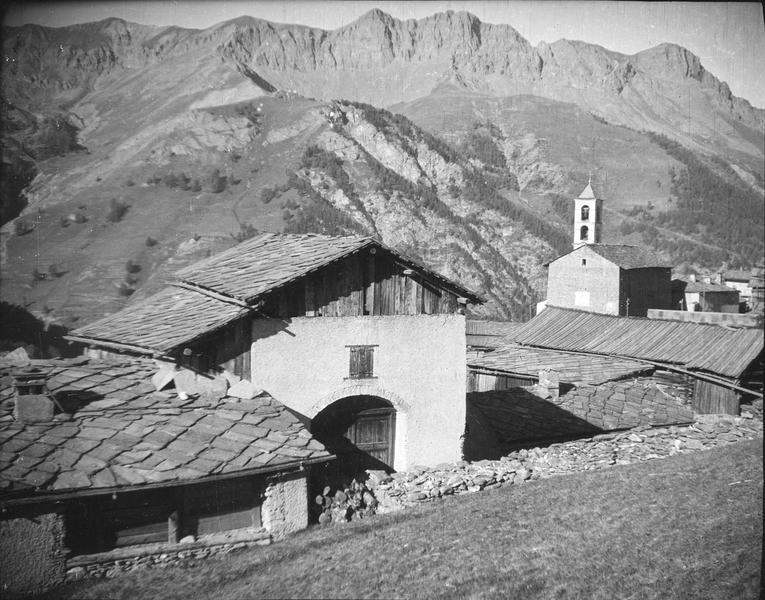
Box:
[4, 1, 765, 108]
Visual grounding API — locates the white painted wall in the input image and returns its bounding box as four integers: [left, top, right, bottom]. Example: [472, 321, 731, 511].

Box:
[249, 315, 467, 470]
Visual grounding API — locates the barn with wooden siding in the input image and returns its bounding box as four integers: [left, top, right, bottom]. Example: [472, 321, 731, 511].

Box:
[68, 233, 482, 474]
[504, 306, 763, 415]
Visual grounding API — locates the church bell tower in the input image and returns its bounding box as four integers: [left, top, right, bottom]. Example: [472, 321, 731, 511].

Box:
[573, 174, 602, 248]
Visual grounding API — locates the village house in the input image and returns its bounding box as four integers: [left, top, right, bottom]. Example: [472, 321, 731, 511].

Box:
[540, 182, 673, 317]
[0, 354, 331, 596]
[671, 274, 740, 313]
[723, 269, 754, 310]
[66, 233, 482, 475]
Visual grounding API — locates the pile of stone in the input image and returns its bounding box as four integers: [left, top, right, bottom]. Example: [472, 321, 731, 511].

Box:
[368, 412, 763, 513]
[315, 479, 378, 524]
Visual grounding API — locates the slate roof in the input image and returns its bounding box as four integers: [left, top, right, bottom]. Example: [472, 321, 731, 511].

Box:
[546, 244, 671, 269]
[724, 269, 752, 283]
[514, 307, 764, 379]
[672, 278, 739, 294]
[465, 320, 524, 349]
[468, 343, 652, 385]
[470, 378, 694, 444]
[69, 233, 482, 354]
[176, 232, 481, 304]
[0, 358, 331, 501]
[68, 287, 250, 354]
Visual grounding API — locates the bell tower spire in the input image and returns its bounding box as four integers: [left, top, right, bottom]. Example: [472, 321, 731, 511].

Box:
[573, 175, 603, 248]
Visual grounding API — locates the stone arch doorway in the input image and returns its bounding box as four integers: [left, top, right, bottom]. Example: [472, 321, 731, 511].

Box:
[311, 395, 397, 478]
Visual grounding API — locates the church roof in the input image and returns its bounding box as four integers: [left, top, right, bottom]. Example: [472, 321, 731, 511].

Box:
[545, 244, 672, 269]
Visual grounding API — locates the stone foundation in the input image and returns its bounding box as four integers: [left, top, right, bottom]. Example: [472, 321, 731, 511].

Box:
[65, 528, 270, 581]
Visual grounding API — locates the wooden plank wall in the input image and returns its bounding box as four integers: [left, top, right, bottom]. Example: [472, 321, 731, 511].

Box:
[265, 249, 459, 318]
[693, 379, 740, 415]
[467, 370, 535, 393]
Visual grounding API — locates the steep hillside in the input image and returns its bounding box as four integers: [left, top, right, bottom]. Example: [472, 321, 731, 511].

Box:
[1, 10, 763, 331]
[1, 92, 564, 325]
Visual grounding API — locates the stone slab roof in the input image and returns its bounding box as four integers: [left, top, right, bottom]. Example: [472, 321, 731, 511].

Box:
[470, 377, 694, 444]
[69, 232, 481, 354]
[546, 244, 671, 269]
[514, 307, 764, 379]
[672, 277, 739, 294]
[68, 287, 250, 354]
[468, 344, 652, 384]
[0, 358, 331, 501]
[176, 232, 481, 304]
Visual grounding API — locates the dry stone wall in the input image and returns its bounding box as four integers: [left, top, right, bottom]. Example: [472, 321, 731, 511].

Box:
[370, 407, 762, 512]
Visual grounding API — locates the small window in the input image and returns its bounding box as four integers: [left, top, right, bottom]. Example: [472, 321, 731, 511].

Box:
[348, 346, 375, 379]
[581, 205, 590, 221]
[580, 225, 589, 241]
[581, 259, 587, 266]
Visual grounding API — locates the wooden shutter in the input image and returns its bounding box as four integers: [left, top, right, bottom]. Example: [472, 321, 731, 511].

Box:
[349, 346, 374, 379]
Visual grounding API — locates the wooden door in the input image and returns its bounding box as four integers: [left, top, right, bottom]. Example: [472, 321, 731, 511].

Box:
[345, 406, 395, 468]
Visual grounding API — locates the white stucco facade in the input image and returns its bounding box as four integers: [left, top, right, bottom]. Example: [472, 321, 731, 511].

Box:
[249, 314, 467, 470]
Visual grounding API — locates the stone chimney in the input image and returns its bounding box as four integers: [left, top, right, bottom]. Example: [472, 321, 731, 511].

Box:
[714, 272, 723, 284]
[689, 273, 696, 282]
[538, 369, 560, 400]
[12, 368, 55, 423]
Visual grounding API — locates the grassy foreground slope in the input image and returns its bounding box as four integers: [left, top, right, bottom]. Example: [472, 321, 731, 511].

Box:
[52, 439, 762, 600]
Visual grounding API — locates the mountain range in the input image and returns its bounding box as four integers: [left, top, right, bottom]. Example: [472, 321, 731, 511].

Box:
[1, 9, 763, 333]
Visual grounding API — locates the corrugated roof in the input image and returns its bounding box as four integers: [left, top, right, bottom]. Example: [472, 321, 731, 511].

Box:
[465, 320, 524, 349]
[69, 286, 250, 354]
[0, 358, 330, 499]
[546, 244, 671, 269]
[176, 232, 481, 303]
[468, 343, 651, 384]
[513, 307, 764, 378]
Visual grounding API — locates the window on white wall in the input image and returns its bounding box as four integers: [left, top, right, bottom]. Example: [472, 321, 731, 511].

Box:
[348, 345, 375, 379]
[574, 291, 590, 307]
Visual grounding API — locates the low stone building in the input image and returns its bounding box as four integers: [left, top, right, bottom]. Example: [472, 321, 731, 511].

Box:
[0, 356, 331, 596]
[466, 343, 695, 457]
[671, 275, 740, 313]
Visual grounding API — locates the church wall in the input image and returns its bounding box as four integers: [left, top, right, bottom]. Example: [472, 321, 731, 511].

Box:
[546, 247, 621, 314]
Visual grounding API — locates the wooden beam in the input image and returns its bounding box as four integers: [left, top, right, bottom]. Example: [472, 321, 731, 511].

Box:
[64, 336, 159, 356]
[173, 281, 250, 308]
[0, 456, 335, 508]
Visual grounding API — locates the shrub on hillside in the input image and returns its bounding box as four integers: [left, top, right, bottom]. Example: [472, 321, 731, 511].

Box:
[207, 169, 227, 193]
[260, 186, 278, 204]
[107, 199, 129, 223]
[125, 260, 142, 274]
[145, 236, 158, 247]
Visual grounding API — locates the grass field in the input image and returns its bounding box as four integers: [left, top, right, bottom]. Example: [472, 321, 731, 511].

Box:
[48, 439, 762, 600]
